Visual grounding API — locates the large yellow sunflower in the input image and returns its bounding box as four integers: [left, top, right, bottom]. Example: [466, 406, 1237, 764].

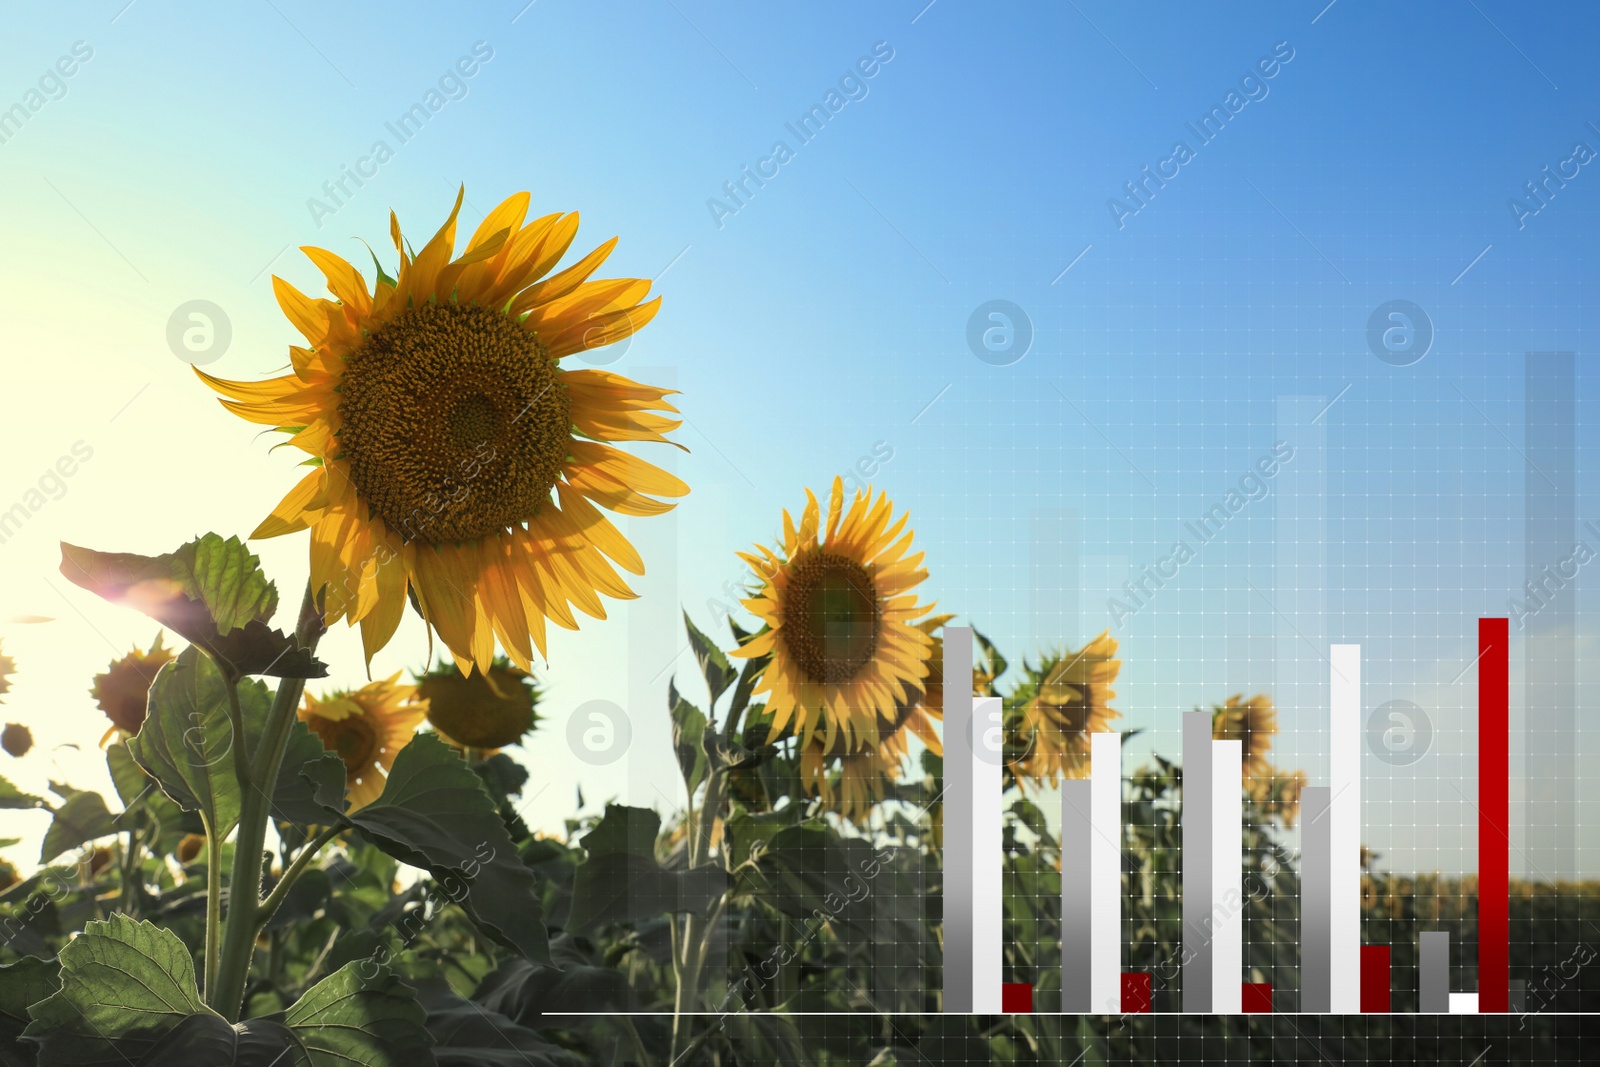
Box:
[732, 478, 937, 752]
[91, 634, 176, 745]
[1010, 631, 1121, 786]
[300, 673, 428, 810]
[1211, 693, 1276, 779]
[199, 190, 687, 675]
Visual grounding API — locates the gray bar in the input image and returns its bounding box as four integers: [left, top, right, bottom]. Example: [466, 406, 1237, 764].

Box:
[1420, 931, 1449, 1013]
[942, 626, 973, 1013]
[1510, 978, 1526, 1013]
[1182, 710, 1213, 1012]
[1061, 779, 1092, 1012]
[1525, 352, 1576, 880]
[1301, 786, 1332, 1013]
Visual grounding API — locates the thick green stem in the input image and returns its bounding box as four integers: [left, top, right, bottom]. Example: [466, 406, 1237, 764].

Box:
[210, 583, 321, 1021]
[118, 823, 143, 916]
[201, 813, 221, 1002]
[222, 670, 254, 797]
[670, 675, 750, 1060]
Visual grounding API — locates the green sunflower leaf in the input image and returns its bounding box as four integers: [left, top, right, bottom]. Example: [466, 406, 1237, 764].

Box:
[271, 718, 346, 827]
[18, 915, 354, 1066]
[106, 741, 200, 855]
[0, 957, 58, 1066]
[171, 533, 278, 635]
[470, 935, 631, 1033]
[305, 733, 551, 964]
[121, 1014, 308, 1066]
[723, 809, 796, 871]
[566, 803, 727, 931]
[21, 915, 212, 1063]
[104, 740, 149, 809]
[739, 822, 882, 939]
[683, 609, 736, 708]
[669, 682, 708, 795]
[127, 648, 336, 839]
[59, 537, 326, 679]
[415, 982, 583, 1067]
[972, 625, 1007, 685]
[38, 787, 116, 865]
[127, 647, 262, 839]
[282, 961, 432, 1064]
[0, 773, 43, 810]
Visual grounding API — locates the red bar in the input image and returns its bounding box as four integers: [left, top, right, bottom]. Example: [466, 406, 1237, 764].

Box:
[1120, 973, 1151, 1013]
[1479, 617, 1509, 1013]
[1242, 982, 1273, 1013]
[1001, 983, 1033, 1014]
[1360, 946, 1391, 1012]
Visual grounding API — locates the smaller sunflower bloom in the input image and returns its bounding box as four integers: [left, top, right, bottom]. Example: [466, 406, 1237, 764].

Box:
[801, 617, 948, 823]
[0, 642, 13, 699]
[732, 478, 937, 753]
[1248, 765, 1308, 827]
[1010, 632, 1121, 786]
[1212, 694, 1277, 780]
[300, 673, 428, 810]
[176, 833, 206, 865]
[91, 634, 176, 745]
[1, 723, 32, 758]
[417, 658, 539, 751]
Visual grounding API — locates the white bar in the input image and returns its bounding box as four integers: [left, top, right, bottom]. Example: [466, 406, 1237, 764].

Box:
[972, 696, 1004, 1014]
[1330, 644, 1362, 1014]
[1449, 993, 1480, 1014]
[1090, 731, 1121, 1013]
[1211, 739, 1242, 1013]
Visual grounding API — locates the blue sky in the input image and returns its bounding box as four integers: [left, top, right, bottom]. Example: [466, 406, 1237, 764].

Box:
[1, 0, 1599, 879]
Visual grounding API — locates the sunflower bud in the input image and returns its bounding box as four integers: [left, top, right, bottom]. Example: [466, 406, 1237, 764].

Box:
[176, 833, 206, 865]
[91, 634, 175, 742]
[1, 723, 31, 757]
[418, 659, 540, 750]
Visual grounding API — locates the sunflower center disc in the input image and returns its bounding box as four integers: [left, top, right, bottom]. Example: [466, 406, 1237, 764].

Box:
[781, 552, 882, 683]
[308, 711, 378, 777]
[338, 302, 571, 545]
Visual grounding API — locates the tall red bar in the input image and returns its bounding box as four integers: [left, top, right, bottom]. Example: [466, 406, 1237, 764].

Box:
[1359, 946, 1391, 1013]
[1479, 617, 1509, 1013]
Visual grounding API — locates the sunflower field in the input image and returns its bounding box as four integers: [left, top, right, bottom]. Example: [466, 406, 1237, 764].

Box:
[0, 193, 1587, 1064]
